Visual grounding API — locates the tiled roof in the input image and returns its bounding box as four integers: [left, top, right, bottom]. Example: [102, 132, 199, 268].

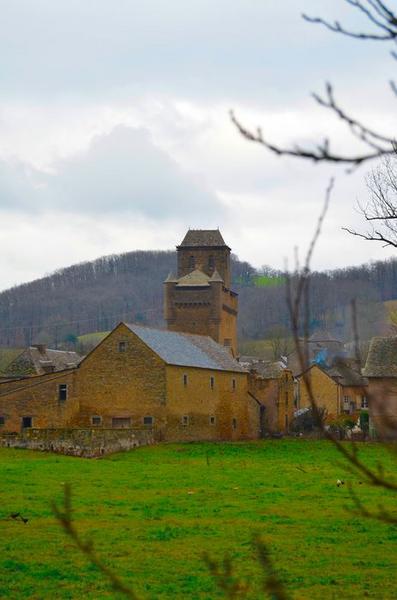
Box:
[326, 360, 368, 387]
[363, 336, 397, 377]
[125, 323, 246, 372]
[178, 229, 228, 248]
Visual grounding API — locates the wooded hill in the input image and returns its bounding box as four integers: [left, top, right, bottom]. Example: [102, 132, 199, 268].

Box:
[0, 250, 396, 349]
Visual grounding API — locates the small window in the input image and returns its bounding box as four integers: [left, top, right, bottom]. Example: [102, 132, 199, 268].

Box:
[209, 415, 216, 425]
[22, 417, 32, 429]
[232, 418, 237, 430]
[232, 378, 236, 391]
[189, 255, 195, 269]
[210, 376, 215, 390]
[0, 416, 5, 426]
[143, 416, 154, 426]
[91, 416, 102, 426]
[361, 396, 369, 409]
[208, 255, 215, 269]
[58, 384, 68, 401]
[118, 341, 127, 353]
[182, 415, 189, 426]
[183, 374, 188, 387]
[285, 391, 288, 407]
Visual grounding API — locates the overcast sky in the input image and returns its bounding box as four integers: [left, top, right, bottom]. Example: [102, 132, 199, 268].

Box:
[1, 0, 396, 290]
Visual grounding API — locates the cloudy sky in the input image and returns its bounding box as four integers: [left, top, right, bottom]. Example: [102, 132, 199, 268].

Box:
[0, 0, 396, 290]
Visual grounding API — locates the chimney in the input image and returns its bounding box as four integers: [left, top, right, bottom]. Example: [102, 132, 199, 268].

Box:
[32, 344, 47, 355]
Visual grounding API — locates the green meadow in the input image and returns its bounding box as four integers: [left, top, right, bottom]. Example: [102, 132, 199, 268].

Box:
[0, 440, 396, 599]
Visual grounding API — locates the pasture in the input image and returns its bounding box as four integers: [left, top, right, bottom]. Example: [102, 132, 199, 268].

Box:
[0, 440, 396, 599]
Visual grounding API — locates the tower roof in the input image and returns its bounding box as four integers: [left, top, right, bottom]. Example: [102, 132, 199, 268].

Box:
[176, 269, 211, 287]
[178, 229, 229, 248]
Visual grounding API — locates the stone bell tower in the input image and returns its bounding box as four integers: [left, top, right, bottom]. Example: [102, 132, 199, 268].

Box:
[164, 229, 238, 355]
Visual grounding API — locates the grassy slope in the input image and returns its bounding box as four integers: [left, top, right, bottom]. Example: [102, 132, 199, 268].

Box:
[0, 348, 22, 375]
[0, 440, 396, 599]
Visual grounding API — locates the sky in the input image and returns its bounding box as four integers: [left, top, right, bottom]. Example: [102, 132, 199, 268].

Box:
[1, 0, 396, 290]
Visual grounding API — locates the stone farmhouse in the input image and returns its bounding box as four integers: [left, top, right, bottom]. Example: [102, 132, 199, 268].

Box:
[0, 229, 293, 444]
[363, 336, 397, 438]
[296, 360, 368, 419]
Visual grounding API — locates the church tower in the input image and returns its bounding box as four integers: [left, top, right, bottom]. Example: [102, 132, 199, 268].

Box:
[164, 229, 238, 355]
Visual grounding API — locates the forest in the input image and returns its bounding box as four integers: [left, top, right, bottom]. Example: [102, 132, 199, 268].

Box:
[0, 249, 396, 351]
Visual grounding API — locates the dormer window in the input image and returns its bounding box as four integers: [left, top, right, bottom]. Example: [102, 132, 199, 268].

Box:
[189, 256, 195, 269]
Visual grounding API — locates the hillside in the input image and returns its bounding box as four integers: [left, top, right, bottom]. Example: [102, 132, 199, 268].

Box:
[0, 249, 397, 349]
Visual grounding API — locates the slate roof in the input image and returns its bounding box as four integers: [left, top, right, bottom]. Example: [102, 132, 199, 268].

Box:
[363, 336, 397, 377]
[125, 323, 246, 372]
[298, 360, 368, 387]
[4, 346, 82, 377]
[326, 360, 368, 387]
[238, 356, 286, 379]
[178, 229, 228, 248]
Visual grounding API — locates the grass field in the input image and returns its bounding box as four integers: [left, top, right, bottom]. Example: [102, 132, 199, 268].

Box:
[1, 440, 396, 599]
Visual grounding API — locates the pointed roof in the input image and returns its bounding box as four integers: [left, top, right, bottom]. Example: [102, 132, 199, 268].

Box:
[176, 268, 211, 287]
[164, 272, 178, 283]
[124, 323, 246, 372]
[178, 229, 229, 248]
[210, 269, 224, 283]
[363, 336, 397, 377]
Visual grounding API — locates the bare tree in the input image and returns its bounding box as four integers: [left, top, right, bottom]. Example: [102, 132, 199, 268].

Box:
[344, 155, 397, 246]
[231, 1, 397, 168]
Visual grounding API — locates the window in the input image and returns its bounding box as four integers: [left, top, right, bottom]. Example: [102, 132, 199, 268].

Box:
[181, 415, 189, 426]
[208, 255, 215, 269]
[183, 374, 188, 387]
[361, 396, 369, 409]
[210, 376, 215, 390]
[0, 416, 5, 426]
[232, 418, 237, 430]
[209, 416, 216, 425]
[143, 416, 154, 426]
[112, 417, 131, 428]
[224, 339, 232, 347]
[22, 417, 32, 429]
[189, 255, 195, 269]
[118, 341, 127, 353]
[58, 384, 68, 401]
[232, 378, 236, 391]
[285, 391, 288, 407]
[91, 416, 102, 426]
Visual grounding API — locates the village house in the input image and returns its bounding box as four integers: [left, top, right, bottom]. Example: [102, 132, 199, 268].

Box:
[2, 344, 81, 379]
[0, 323, 261, 441]
[297, 359, 368, 419]
[239, 356, 294, 433]
[363, 336, 397, 439]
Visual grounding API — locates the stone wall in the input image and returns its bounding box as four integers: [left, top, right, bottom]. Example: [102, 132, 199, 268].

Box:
[0, 428, 153, 457]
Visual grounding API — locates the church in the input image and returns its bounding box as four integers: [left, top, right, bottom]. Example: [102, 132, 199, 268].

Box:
[0, 230, 294, 443]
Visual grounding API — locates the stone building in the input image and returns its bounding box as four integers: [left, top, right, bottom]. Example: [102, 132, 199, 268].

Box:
[2, 345, 81, 378]
[0, 323, 260, 441]
[239, 356, 295, 433]
[297, 359, 368, 418]
[164, 230, 238, 355]
[363, 336, 397, 438]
